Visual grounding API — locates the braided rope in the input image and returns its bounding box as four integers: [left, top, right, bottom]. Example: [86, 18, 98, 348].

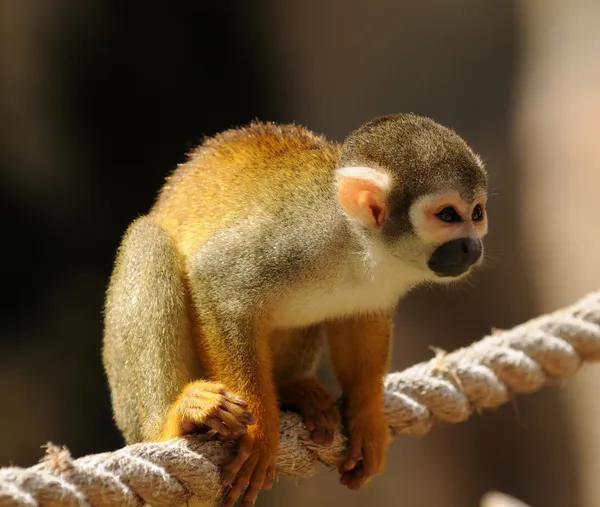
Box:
[2, 291, 600, 507]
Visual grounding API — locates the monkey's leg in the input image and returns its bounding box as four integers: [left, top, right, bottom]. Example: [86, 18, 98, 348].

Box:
[103, 216, 254, 444]
[272, 326, 340, 446]
[103, 216, 198, 443]
[326, 313, 393, 490]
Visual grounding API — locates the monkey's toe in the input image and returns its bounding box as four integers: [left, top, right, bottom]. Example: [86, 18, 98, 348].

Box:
[340, 461, 371, 490]
[279, 377, 340, 447]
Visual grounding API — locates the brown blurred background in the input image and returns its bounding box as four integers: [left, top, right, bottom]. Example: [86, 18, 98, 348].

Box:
[1, 1, 599, 506]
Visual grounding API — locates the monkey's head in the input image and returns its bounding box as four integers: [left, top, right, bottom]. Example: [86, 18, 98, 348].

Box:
[336, 113, 488, 282]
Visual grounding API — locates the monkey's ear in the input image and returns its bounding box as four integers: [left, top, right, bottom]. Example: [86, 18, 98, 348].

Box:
[335, 167, 391, 228]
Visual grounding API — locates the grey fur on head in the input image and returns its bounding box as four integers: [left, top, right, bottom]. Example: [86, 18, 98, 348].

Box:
[339, 113, 487, 238]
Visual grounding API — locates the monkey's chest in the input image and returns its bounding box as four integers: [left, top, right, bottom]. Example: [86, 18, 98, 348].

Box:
[270, 270, 413, 329]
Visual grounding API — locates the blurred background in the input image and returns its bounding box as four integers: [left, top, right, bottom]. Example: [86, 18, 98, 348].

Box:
[1, 1, 599, 506]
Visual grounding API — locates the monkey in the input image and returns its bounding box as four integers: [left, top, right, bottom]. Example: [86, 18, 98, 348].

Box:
[102, 113, 488, 507]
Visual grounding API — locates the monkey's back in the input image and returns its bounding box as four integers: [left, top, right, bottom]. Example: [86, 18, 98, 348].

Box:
[151, 122, 341, 258]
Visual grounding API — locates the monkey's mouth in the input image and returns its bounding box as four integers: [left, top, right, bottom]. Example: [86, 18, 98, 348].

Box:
[429, 264, 471, 278]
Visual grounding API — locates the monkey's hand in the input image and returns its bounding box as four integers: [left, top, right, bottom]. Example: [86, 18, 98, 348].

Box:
[221, 402, 278, 507]
[161, 381, 256, 441]
[339, 400, 389, 490]
[279, 377, 340, 446]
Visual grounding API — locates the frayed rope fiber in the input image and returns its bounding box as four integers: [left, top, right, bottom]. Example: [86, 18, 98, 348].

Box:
[2, 291, 600, 507]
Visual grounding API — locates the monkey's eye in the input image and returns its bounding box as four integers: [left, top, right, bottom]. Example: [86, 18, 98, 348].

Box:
[472, 204, 484, 221]
[436, 206, 461, 223]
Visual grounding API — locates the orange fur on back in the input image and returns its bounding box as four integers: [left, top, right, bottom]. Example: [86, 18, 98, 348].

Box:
[151, 122, 341, 258]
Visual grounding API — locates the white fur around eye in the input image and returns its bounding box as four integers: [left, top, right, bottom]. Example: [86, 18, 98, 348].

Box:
[408, 197, 430, 237]
[335, 166, 392, 191]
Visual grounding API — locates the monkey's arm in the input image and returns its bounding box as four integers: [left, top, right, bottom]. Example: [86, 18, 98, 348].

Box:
[186, 224, 282, 507]
[194, 313, 278, 507]
[326, 313, 392, 489]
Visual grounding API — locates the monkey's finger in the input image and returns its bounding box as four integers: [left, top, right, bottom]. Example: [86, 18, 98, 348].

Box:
[204, 416, 234, 436]
[240, 482, 261, 506]
[307, 419, 328, 443]
[309, 417, 334, 446]
[184, 407, 228, 432]
[342, 432, 386, 489]
[309, 428, 329, 446]
[182, 409, 230, 436]
[360, 435, 386, 477]
[226, 392, 250, 408]
[208, 386, 249, 409]
[221, 476, 247, 507]
[341, 458, 359, 472]
[340, 463, 368, 490]
[262, 465, 275, 490]
[216, 409, 249, 436]
[340, 436, 363, 472]
[239, 458, 268, 507]
[220, 399, 257, 425]
[301, 408, 318, 432]
[224, 454, 260, 507]
[221, 434, 253, 487]
[320, 428, 335, 447]
[319, 412, 336, 437]
[313, 403, 339, 446]
[205, 418, 229, 436]
[305, 420, 316, 431]
[213, 387, 249, 406]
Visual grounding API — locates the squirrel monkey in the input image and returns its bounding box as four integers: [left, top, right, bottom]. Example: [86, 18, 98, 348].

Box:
[103, 113, 488, 506]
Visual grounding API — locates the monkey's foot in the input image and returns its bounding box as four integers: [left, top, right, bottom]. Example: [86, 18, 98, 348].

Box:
[279, 377, 340, 446]
[161, 381, 256, 441]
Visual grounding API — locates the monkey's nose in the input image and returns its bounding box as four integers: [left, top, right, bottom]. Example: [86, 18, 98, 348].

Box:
[458, 237, 482, 265]
[427, 237, 482, 277]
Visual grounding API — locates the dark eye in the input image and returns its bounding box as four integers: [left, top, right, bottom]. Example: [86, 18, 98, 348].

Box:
[472, 204, 484, 221]
[436, 206, 461, 223]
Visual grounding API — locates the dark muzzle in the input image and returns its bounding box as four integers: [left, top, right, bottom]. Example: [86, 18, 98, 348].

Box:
[427, 237, 482, 277]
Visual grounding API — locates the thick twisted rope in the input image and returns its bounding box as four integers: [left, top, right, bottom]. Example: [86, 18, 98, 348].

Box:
[2, 291, 600, 507]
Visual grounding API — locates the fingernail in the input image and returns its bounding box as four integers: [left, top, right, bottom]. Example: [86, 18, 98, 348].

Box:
[344, 459, 357, 471]
[233, 396, 248, 406]
[221, 471, 233, 486]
